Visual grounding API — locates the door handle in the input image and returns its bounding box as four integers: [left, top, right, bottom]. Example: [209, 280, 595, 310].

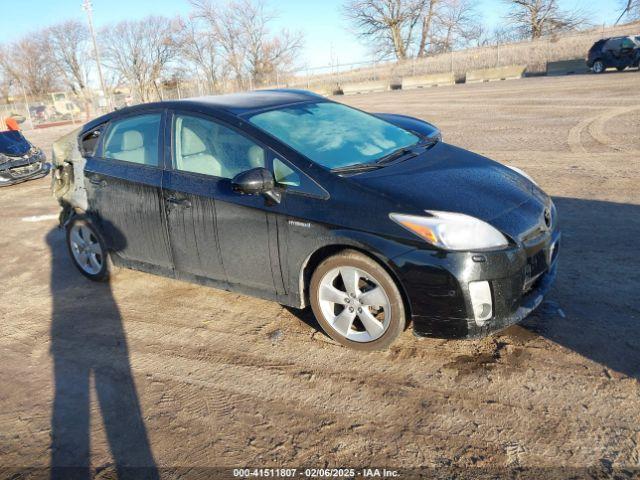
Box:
[166, 196, 192, 208]
[89, 178, 107, 187]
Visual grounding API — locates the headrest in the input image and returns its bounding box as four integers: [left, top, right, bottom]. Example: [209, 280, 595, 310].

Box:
[181, 127, 207, 156]
[247, 145, 265, 168]
[122, 130, 143, 151]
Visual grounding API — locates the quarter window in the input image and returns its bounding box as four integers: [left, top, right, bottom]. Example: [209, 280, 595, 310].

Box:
[103, 114, 161, 166]
[174, 114, 266, 179]
[273, 158, 301, 186]
[79, 125, 105, 157]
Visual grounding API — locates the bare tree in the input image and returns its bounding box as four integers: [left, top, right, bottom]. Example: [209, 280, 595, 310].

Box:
[190, 0, 303, 88]
[344, 0, 481, 59]
[44, 20, 93, 114]
[616, 0, 640, 23]
[417, 0, 439, 57]
[100, 16, 180, 102]
[176, 15, 227, 93]
[0, 53, 13, 103]
[0, 36, 59, 97]
[503, 0, 589, 40]
[344, 0, 430, 60]
[430, 0, 481, 52]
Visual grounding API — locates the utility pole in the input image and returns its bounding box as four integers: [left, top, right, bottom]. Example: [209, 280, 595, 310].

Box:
[82, 0, 111, 110]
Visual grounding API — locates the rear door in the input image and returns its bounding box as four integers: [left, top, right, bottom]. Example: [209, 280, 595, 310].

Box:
[85, 111, 173, 272]
[603, 38, 623, 67]
[163, 110, 284, 295]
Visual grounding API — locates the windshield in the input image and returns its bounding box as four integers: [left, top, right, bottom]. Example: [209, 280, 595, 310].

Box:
[248, 102, 419, 170]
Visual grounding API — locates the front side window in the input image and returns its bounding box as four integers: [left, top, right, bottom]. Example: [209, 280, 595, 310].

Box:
[621, 37, 635, 49]
[103, 114, 161, 166]
[248, 102, 419, 170]
[174, 114, 266, 179]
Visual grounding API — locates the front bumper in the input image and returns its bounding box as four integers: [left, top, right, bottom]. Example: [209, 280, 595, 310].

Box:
[393, 228, 560, 339]
[0, 155, 51, 187]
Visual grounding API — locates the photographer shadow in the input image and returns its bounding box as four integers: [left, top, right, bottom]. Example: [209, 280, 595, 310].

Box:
[47, 227, 158, 479]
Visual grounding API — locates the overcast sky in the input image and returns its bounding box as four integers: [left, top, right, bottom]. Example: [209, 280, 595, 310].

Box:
[1, 0, 622, 69]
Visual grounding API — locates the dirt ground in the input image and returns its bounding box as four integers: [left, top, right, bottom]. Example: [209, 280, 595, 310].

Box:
[1, 72, 639, 479]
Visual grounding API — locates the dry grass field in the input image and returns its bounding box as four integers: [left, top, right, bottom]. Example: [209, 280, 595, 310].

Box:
[0, 72, 639, 479]
[285, 21, 640, 91]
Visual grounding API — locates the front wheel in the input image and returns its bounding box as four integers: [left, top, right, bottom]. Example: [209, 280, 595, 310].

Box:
[310, 250, 406, 350]
[592, 60, 605, 73]
[65, 215, 113, 282]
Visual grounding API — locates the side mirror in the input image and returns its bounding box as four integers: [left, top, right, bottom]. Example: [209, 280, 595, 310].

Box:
[231, 167, 281, 203]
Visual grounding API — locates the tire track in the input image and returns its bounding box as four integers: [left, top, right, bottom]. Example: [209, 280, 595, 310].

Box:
[569, 105, 640, 154]
[588, 105, 640, 152]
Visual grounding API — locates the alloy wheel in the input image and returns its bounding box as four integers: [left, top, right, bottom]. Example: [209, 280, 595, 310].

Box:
[317, 266, 391, 342]
[593, 61, 604, 73]
[69, 223, 104, 275]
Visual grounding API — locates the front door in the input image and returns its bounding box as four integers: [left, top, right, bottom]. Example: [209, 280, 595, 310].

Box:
[163, 111, 284, 295]
[85, 111, 173, 272]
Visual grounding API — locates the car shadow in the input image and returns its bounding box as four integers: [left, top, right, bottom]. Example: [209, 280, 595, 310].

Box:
[518, 196, 640, 379]
[47, 227, 159, 479]
[285, 196, 640, 380]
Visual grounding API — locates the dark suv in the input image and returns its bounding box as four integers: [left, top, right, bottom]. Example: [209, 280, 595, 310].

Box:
[587, 36, 640, 73]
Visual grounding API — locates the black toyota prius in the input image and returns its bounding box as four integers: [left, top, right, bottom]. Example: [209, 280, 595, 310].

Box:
[53, 89, 560, 350]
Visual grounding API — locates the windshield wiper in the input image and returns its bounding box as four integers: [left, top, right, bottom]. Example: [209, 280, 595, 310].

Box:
[332, 163, 385, 174]
[332, 145, 425, 174]
[375, 147, 418, 165]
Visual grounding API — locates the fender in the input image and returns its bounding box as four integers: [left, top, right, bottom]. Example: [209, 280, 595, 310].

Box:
[292, 228, 416, 311]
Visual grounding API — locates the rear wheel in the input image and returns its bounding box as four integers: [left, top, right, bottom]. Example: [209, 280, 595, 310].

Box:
[592, 60, 605, 73]
[310, 250, 406, 350]
[66, 216, 113, 282]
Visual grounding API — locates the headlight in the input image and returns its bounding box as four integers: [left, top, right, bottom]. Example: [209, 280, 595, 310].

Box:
[390, 211, 509, 251]
[505, 165, 537, 186]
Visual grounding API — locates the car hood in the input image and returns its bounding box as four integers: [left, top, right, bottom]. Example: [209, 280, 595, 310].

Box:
[0, 131, 31, 157]
[348, 142, 549, 240]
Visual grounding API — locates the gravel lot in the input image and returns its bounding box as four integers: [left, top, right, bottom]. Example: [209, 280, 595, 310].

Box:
[1, 72, 639, 479]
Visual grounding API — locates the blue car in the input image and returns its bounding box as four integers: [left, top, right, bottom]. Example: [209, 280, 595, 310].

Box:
[0, 130, 49, 186]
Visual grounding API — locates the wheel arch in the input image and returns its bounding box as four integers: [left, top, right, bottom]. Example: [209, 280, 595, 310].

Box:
[297, 242, 413, 324]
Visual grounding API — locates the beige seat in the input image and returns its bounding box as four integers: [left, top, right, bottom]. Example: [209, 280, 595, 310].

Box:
[247, 145, 265, 169]
[177, 126, 222, 177]
[115, 130, 145, 164]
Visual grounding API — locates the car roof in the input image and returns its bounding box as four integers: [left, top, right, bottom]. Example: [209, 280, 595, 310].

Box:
[180, 89, 326, 115]
[82, 89, 326, 133]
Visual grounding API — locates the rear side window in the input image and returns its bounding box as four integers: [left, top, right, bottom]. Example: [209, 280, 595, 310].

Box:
[604, 38, 622, 51]
[103, 114, 162, 166]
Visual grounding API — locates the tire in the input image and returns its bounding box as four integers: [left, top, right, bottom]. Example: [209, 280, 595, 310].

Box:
[592, 60, 605, 74]
[310, 249, 406, 350]
[617, 66, 626, 72]
[65, 215, 114, 282]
